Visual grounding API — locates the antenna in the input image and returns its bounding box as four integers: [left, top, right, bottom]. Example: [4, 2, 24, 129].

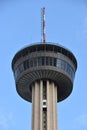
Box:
[41, 7, 46, 43]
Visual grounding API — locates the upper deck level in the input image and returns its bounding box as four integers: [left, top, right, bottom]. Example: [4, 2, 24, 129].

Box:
[12, 42, 77, 71]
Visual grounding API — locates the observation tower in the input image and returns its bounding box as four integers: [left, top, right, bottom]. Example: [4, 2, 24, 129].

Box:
[11, 8, 77, 130]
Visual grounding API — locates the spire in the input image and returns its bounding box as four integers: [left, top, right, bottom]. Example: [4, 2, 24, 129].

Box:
[41, 7, 46, 43]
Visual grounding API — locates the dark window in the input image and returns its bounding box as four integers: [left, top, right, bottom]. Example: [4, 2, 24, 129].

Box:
[43, 102, 46, 105]
[43, 108, 47, 130]
[38, 57, 42, 66]
[18, 56, 75, 82]
[43, 81, 47, 99]
[49, 57, 53, 66]
[30, 59, 33, 67]
[53, 58, 57, 66]
[33, 58, 38, 67]
[46, 57, 49, 65]
[19, 64, 24, 73]
[42, 57, 45, 65]
[24, 60, 29, 70]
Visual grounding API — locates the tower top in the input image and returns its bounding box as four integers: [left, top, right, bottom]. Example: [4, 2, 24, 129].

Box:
[12, 42, 77, 102]
[41, 7, 46, 43]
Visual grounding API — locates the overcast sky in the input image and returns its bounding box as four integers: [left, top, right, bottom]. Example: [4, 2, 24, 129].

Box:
[0, 0, 87, 130]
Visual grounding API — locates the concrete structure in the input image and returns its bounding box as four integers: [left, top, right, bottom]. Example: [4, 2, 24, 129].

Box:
[12, 42, 77, 130]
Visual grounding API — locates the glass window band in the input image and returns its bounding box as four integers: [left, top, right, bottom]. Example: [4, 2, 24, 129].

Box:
[14, 56, 75, 81]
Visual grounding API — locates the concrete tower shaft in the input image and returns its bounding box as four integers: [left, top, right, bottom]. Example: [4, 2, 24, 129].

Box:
[32, 80, 57, 130]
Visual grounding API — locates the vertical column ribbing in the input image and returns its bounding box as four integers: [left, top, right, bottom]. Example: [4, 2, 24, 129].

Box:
[47, 80, 58, 130]
[40, 80, 43, 130]
[32, 81, 40, 130]
[47, 80, 50, 130]
[32, 80, 58, 130]
[53, 84, 58, 130]
[56, 85, 58, 130]
[32, 84, 35, 130]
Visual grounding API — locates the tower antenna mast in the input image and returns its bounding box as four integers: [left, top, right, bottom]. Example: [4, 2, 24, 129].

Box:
[42, 7, 46, 43]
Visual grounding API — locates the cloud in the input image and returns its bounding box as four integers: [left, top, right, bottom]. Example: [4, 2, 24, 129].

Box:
[73, 114, 87, 130]
[0, 111, 13, 130]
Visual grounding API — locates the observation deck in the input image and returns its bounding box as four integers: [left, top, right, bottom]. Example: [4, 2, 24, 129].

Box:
[12, 42, 77, 102]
